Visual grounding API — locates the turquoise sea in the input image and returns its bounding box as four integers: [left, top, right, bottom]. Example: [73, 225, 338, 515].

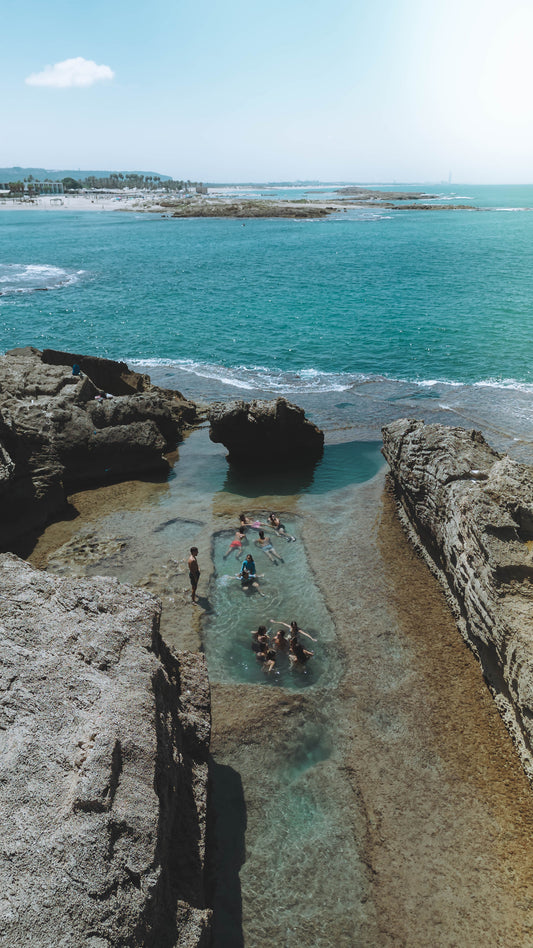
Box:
[2, 183, 533, 456]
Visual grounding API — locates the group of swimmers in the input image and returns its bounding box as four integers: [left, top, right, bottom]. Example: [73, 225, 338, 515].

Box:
[220, 512, 316, 672]
[223, 512, 295, 567]
[251, 619, 316, 672]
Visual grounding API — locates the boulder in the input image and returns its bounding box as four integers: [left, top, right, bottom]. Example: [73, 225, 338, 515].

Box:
[0, 553, 211, 947]
[0, 349, 200, 551]
[208, 397, 324, 463]
[382, 418, 533, 782]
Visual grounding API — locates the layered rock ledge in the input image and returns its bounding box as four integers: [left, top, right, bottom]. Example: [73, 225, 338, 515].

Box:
[382, 418, 533, 781]
[0, 553, 211, 947]
[208, 397, 324, 463]
[0, 347, 199, 552]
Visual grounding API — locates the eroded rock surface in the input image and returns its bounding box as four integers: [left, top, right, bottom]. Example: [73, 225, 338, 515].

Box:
[382, 418, 533, 780]
[0, 347, 199, 551]
[0, 553, 211, 947]
[208, 396, 324, 463]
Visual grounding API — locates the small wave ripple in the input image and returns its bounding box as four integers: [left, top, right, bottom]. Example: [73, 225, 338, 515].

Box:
[0, 264, 84, 296]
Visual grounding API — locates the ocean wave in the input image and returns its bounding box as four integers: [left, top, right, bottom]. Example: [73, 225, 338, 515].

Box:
[129, 358, 359, 393]
[0, 264, 84, 296]
[127, 358, 533, 397]
[473, 377, 533, 393]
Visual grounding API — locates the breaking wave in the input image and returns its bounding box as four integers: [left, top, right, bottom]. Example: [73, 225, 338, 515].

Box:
[0, 264, 84, 296]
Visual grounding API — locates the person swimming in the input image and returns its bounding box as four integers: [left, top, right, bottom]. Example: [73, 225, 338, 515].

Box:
[268, 513, 296, 542]
[250, 625, 270, 652]
[223, 526, 247, 560]
[272, 627, 289, 652]
[289, 638, 314, 667]
[269, 619, 317, 643]
[261, 648, 277, 674]
[255, 530, 284, 563]
[239, 513, 263, 530]
[239, 554, 264, 596]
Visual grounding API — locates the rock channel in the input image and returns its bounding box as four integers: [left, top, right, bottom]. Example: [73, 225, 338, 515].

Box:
[382, 418, 533, 782]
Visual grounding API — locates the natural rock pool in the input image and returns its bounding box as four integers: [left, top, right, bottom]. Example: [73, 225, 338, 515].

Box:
[29, 428, 533, 946]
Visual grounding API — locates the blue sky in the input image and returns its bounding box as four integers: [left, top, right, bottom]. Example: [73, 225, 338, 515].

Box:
[3, 0, 533, 182]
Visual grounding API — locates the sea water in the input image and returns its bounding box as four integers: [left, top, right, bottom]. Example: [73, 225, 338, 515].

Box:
[2, 186, 533, 458]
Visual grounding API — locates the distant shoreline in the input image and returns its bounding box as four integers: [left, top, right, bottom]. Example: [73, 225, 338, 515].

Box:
[0, 191, 477, 216]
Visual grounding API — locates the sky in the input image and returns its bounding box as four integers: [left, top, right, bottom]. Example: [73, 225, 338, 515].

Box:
[3, 0, 533, 183]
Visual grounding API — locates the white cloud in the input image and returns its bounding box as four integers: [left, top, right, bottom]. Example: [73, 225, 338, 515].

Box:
[25, 57, 114, 89]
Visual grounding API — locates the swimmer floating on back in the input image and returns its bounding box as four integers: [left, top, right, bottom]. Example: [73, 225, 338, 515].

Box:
[239, 513, 263, 530]
[267, 513, 296, 542]
[255, 530, 284, 563]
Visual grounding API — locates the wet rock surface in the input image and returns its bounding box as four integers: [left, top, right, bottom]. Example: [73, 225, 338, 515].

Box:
[382, 417, 533, 781]
[0, 347, 199, 551]
[0, 553, 211, 947]
[208, 396, 324, 463]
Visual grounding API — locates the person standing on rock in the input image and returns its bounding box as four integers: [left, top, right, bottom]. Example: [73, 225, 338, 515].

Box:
[188, 547, 200, 603]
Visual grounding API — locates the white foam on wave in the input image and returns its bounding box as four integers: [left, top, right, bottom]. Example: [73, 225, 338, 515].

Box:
[473, 377, 533, 393]
[0, 263, 84, 296]
[128, 359, 533, 401]
[128, 357, 358, 394]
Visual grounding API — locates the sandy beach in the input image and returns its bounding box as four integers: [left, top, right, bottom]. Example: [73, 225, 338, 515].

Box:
[0, 193, 146, 212]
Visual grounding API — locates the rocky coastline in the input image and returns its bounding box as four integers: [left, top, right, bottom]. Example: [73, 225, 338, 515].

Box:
[382, 418, 533, 782]
[0, 347, 327, 946]
[0, 347, 200, 554]
[6, 350, 533, 943]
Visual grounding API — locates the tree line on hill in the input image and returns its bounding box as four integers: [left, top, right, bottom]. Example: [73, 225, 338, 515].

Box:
[61, 173, 198, 191]
[3, 173, 200, 193]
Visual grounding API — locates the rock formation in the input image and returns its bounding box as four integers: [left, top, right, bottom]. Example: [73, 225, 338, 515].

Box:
[0, 553, 211, 947]
[208, 396, 324, 463]
[382, 418, 533, 781]
[0, 348, 199, 551]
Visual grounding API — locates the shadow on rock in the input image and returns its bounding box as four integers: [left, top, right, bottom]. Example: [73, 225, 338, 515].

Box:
[207, 761, 246, 948]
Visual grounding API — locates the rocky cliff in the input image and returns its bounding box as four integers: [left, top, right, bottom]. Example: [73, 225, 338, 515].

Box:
[382, 418, 533, 782]
[0, 553, 211, 947]
[0, 347, 200, 552]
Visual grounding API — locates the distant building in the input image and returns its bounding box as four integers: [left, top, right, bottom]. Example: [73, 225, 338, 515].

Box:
[26, 182, 64, 194]
[196, 185, 208, 195]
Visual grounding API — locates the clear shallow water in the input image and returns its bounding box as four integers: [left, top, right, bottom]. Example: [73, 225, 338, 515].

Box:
[206, 524, 337, 689]
[36, 429, 374, 945]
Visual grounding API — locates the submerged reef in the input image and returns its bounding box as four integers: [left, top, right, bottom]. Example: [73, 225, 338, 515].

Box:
[0, 553, 211, 947]
[382, 418, 533, 782]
